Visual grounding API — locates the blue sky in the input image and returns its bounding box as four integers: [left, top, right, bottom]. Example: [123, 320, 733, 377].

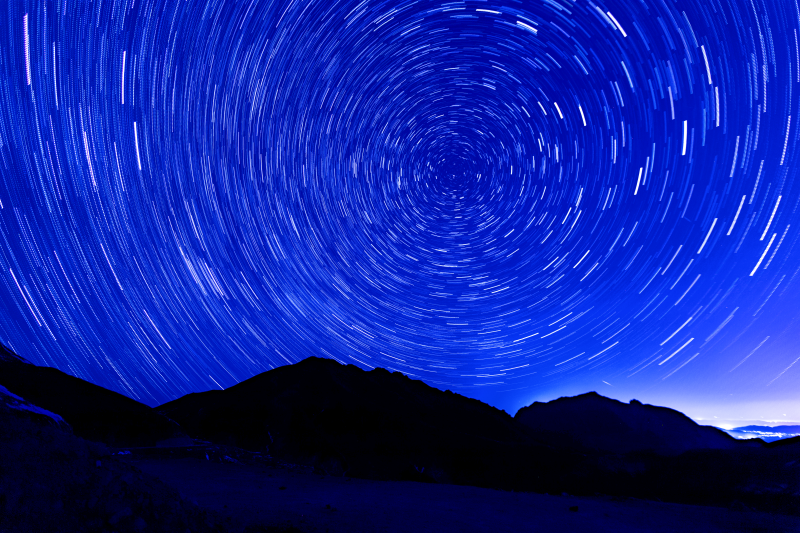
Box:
[1, 0, 798, 424]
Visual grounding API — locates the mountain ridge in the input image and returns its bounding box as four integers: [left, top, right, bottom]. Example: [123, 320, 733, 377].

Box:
[3, 347, 799, 517]
[0, 343, 188, 447]
[514, 390, 743, 455]
[157, 356, 550, 486]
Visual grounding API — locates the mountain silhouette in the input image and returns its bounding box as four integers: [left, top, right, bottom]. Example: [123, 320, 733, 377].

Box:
[1, 376, 231, 532]
[156, 355, 774, 495]
[722, 425, 800, 443]
[734, 424, 800, 433]
[0, 344, 186, 447]
[514, 391, 741, 455]
[158, 356, 585, 489]
[3, 349, 799, 525]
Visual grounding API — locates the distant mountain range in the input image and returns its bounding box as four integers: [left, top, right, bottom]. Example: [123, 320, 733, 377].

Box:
[2, 344, 799, 521]
[515, 391, 741, 455]
[155, 356, 761, 483]
[719, 425, 800, 442]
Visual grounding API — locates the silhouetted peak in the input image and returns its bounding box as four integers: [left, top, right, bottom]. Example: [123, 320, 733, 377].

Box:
[213, 355, 507, 419]
[157, 357, 528, 474]
[521, 391, 620, 411]
[515, 391, 738, 455]
[297, 355, 340, 367]
[573, 391, 619, 401]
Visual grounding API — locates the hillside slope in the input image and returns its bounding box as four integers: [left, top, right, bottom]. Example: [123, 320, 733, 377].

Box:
[0, 344, 185, 447]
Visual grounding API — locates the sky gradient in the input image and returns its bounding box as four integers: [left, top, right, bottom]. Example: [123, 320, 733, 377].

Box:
[1, 0, 799, 423]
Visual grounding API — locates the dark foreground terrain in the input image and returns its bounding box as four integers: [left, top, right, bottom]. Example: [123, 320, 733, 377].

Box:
[156, 356, 800, 515]
[0, 385, 232, 533]
[2, 346, 799, 532]
[124, 452, 800, 533]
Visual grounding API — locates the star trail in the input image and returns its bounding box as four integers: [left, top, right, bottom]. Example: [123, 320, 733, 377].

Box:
[1, 0, 799, 420]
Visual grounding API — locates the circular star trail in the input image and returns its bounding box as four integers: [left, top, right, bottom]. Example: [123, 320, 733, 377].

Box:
[1, 0, 799, 414]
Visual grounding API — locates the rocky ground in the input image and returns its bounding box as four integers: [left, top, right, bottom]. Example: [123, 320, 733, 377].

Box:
[3, 351, 798, 532]
[0, 388, 292, 533]
[3, 405, 799, 533]
[126, 454, 800, 533]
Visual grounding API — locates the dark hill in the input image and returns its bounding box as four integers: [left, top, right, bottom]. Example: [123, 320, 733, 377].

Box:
[514, 391, 742, 455]
[158, 356, 582, 490]
[0, 343, 185, 447]
[1, 382, 232, 532]
[157, 359, 800, 512]
[4, 349, 798, 515]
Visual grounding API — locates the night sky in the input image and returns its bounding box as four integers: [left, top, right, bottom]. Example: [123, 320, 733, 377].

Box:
[1, 0, 799, 425]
